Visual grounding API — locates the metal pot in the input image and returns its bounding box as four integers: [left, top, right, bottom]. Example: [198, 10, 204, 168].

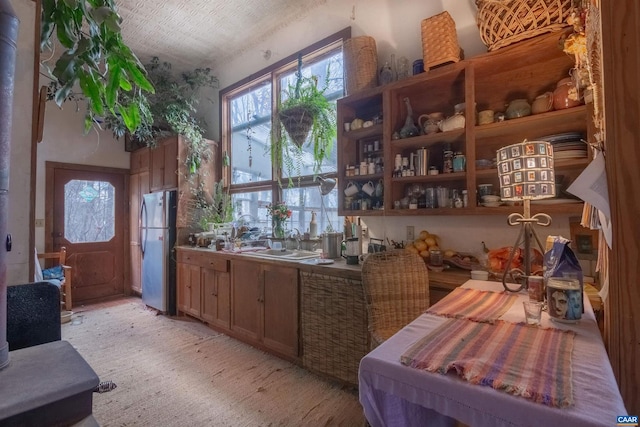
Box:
[322, 232, 343, 259]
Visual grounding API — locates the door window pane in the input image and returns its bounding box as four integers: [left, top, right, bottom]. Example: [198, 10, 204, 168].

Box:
[64, 180, 115, 243]
[230, 83, 272, 184]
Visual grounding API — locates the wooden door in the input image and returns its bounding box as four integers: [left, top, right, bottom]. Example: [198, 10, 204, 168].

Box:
[150, 137, 178, 192]
[230, 259, 261, 342]
[201, 267, 230, 330]
[46, 163, 128, 305]
[177, 262, 201, 317]
[262, 264, 299, 358]
[129, 170, 149, 294]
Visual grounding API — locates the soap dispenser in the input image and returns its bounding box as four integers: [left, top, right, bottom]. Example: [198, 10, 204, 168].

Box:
[309, 211, 318, 239]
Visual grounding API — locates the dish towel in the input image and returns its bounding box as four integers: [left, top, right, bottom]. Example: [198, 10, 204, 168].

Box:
[401, 318, 576, 408]
[426, 287, 517, 323]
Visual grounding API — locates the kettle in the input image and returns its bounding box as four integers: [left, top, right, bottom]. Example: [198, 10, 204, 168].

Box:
[342, 237, 361, 265]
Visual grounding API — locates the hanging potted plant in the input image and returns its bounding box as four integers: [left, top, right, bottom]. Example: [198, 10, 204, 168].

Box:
[271, 56, 337, 185]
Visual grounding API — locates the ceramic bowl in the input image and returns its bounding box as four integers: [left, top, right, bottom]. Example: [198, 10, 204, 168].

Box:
[482, 202, 502, 208]
[482, 195, 501, 203]
[61, 310, 73, 324]
[471, 270, 489, 280]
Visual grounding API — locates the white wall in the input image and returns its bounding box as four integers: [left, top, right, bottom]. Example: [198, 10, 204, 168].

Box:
[34, 102, 130, 253]
[208, 0, 576, 260]
[7, 0, 129, 285]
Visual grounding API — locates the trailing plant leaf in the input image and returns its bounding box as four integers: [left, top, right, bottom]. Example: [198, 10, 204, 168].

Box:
[41, 0, 155, 134]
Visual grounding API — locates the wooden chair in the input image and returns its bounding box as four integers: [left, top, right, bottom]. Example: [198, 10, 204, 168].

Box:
[37, 247, 73, 311]
[361, 250, 430, 348]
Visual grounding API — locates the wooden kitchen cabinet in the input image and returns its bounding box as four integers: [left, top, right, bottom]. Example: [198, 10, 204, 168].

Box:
[201, 261, 231, 329]
[150, 136, 179, 191]
[129, 149, 150, 295]
[177, 262, 201, 317]
[337, 32, 589, 217]
[176, 249, 230, 329]
[231, 259, 299, 359]
[262, 264, 299, 358]
[230, 259, 262, 341]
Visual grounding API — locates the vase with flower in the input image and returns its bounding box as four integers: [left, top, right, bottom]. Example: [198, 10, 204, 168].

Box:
[266, 202, 292, 239]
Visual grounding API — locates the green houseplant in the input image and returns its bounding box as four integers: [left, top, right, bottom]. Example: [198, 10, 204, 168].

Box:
[192, 180, 234, 231]
[40, 0, 155, 134]
[103, 57, 219, 176]
[271, 58, 337, 185]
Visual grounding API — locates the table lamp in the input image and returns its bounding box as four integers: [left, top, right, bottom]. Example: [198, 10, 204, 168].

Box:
[315, 176, 336, 231]
[496, 140, 555, 292]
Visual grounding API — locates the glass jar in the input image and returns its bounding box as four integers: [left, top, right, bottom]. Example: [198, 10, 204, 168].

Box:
[453, 152, 466, 172]
[429, 249, 443, 266]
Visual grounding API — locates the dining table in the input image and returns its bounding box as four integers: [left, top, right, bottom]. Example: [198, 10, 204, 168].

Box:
[358, 279, 627, 427]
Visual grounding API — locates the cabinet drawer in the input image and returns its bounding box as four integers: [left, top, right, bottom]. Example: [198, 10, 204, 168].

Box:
[176, 250, 229, 271]
[202, 257, 229, 272]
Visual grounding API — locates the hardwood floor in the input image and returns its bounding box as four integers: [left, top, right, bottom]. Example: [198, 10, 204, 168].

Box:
[64, 296, 366, 426]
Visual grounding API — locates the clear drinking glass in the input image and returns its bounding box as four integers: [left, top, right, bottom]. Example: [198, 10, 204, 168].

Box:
[523, 301, 543, 325]
[436, 187, 449, 209]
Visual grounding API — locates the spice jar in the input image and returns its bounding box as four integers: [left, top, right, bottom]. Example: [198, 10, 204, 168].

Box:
[443, 143, 453, 174]
[429, 249, 443, 267]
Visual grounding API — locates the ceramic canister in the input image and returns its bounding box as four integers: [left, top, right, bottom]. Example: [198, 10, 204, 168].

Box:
[547, 277, 582, 323]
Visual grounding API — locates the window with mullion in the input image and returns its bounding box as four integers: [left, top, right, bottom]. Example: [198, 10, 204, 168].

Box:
[222, 30, 348, 236]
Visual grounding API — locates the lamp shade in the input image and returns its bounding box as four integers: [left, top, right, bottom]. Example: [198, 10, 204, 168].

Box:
[496, 140, 555, 201]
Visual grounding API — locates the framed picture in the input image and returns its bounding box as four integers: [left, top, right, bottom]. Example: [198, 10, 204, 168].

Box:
[570, 217, 599, 259]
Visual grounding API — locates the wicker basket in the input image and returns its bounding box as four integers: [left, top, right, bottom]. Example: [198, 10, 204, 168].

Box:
[300, 271, 368, 387]
[343, 36, 378, 95]
[278, 105, 313, 147]
[476, 0, 572, 51]
[421, 11, 461, 70]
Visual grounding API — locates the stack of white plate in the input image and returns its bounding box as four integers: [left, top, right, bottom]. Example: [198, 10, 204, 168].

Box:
[539, 132, 588, 160]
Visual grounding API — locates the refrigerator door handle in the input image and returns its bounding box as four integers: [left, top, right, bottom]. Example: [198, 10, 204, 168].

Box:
[141, 197, 147, 257]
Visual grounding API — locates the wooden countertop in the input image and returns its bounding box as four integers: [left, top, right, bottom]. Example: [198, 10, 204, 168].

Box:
[175, 246, 470, 290]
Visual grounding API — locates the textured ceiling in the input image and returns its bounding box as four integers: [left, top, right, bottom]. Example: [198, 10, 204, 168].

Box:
[117, 0, 328, 72]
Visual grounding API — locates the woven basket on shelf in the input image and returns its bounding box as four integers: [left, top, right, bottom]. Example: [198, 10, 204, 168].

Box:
[421, 11, 461, 70]
[342, 36, 378, 95]
[476, 0, 572, 51]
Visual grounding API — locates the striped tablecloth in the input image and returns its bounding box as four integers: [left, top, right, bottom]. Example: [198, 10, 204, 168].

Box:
[400, 318, 576, 408]
[426, 287, 518, 323]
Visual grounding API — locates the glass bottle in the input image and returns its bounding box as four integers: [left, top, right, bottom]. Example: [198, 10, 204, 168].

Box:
[379, 61, 393, 85]
[309, 211, 318, 239]
[443, 149, 453, 173]
[400, 98, 420, 138]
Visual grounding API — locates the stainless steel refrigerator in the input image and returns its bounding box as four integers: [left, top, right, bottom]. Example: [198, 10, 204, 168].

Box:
[141, 190, 177, 315]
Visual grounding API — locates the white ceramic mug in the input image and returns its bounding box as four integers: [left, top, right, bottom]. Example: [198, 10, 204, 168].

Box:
[362, 181, 375, 196]
[344, 181, 359, 197]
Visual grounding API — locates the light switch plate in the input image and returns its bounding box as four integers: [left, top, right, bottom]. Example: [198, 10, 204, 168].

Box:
[406, 225, 415, 242]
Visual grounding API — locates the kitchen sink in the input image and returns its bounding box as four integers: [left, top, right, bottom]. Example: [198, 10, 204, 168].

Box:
[242, 249, 320, 261]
